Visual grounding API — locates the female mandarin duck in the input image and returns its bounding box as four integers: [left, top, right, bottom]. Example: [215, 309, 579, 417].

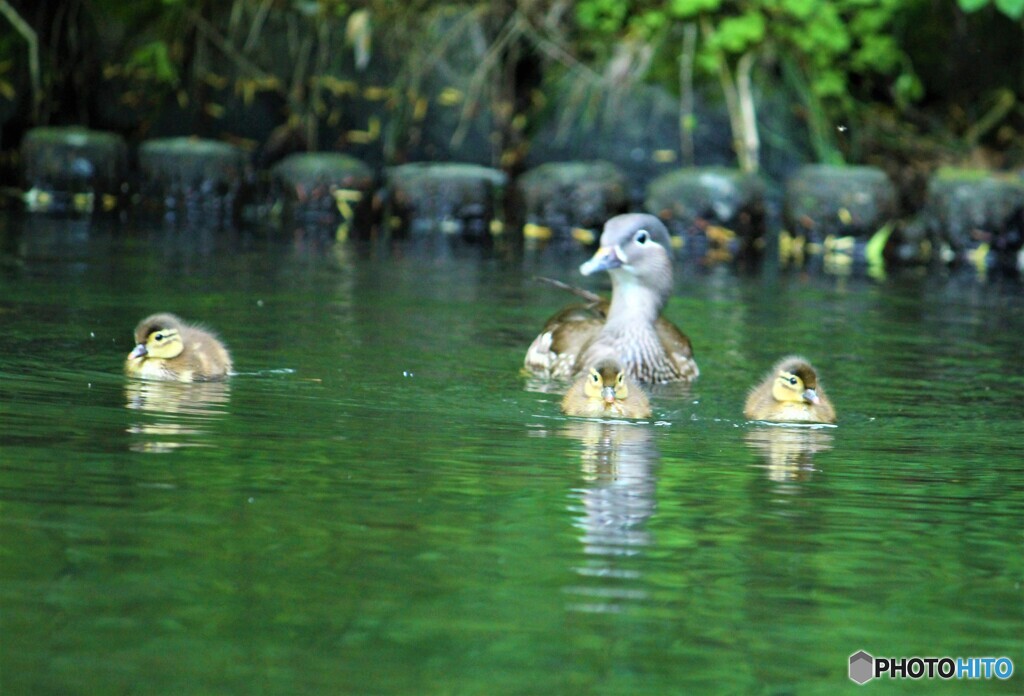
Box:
[525, 213, 698, 384]
[743, 356, 836, 424]
[561, 361, 652, 419]
[125, 313, 232, 382]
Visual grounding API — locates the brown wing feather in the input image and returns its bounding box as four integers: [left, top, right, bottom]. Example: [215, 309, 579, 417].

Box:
[547, 301, 606, 352]
[654, 317, 694, 358]
[525, 300, 609, 379]
[654, 316, 699, 380]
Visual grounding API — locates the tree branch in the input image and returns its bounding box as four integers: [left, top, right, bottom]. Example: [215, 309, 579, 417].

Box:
[0, 0, 41, 121]
[736, 50, 760, 173]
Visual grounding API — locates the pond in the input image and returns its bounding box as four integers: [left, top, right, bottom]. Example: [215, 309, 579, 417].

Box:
[1, 213, 1021, 694]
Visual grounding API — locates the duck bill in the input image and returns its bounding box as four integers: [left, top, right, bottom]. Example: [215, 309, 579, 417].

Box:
[802, 388, 821, 405]
[601, 386, 617, 404]
[580, 245, 625, 276]
[129, 343, 148, 360]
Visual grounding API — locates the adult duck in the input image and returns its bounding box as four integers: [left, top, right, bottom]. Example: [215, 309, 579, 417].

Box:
[524, 213, 698, 384]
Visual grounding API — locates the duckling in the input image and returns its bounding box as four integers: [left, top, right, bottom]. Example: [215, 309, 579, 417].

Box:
[125, 313, 232, 382]
[561, 361, 652, 419]
[743, 356, 836, 424]
[525, 213, 698, 384]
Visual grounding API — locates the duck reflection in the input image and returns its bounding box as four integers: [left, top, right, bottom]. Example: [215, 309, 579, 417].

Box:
[743, 425, 834, 482]
[562, 420, 659, 613]
[125, 380, 231, 453]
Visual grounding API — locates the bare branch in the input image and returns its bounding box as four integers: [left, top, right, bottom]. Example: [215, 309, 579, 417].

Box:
[0, 0, 41, 121]
[187, 8, 273, 82]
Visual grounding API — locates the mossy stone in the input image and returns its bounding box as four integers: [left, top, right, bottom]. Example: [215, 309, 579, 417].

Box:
[21, 126, 128, 195]
[139, 137, 247, 186]
[385, 162, 506, 239]
[918, 168, 1024, 268]
[645, 166, 766, 261]
[784, 165, 896, 240]
[516, 161, 629, 243]
[270, 153, 376, 233]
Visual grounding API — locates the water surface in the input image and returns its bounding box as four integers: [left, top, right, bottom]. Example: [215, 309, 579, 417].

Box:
[1, 214, 1021, 694]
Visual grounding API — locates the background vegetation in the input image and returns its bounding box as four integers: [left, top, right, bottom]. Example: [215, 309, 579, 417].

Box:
[1, 0, 1022, 180]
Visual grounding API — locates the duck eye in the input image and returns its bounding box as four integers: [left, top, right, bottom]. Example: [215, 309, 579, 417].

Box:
[788, 376, 798, 385]
[154, 333, 164, 341]
[635, 230, 648, 245]
[590, 372, 600, 383]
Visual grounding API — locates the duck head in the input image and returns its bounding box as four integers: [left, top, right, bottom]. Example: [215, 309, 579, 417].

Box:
[129, 313, 185, 361]
[770, 357, 822, 406]
[583, 361, 630, 405]
[579, 213, 674, 304]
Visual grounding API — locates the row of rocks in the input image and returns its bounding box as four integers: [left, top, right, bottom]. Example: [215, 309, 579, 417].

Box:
[14, 126, 1024, 273]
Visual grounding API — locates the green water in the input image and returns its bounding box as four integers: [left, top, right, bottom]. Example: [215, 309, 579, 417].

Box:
[1, 215, 1021, 695]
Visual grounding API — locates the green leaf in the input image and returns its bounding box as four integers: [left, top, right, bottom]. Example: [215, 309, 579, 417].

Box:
[813, 5, 851, 52]
[849, 8, 892, 35]
[865, 223, 893, 268]
[853, 35, 900, 74]
[811, 70, 847, 99]
[639, 10, 668, 30]
[893, 72, 924, 105]
[670, 0, 721, 18]
[957, 0, 990, 11]
[576, 3, 597, 28]
[994, 0, 1024, 18]
[695, 51, 722, 74]
[126, 41, 178, 85]
[716, 11, 766, 53]
[780, 0, 815, 21]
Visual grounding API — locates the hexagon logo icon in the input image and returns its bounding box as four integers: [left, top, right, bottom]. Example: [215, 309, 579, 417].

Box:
[849, 651, 874, 684]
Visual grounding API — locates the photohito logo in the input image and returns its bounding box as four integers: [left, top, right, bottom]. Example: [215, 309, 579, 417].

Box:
[849, 651, 1014, 684]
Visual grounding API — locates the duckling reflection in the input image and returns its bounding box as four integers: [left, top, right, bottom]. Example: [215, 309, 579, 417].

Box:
[744, 425, 834, 482]
[125, 380, 231, 453]
[562, 420, 659, 613]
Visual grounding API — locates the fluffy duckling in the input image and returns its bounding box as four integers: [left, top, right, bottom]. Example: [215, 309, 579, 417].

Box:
[125, 313, 232, 382]
[561, 361, 652, 419]
[743, 356, 836, 424]
[525, 213, 698, 384]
